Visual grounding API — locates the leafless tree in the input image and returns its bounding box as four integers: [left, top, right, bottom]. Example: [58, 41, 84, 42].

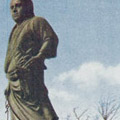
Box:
[73, 107, 89, 120]
[97, 96, 120, 120]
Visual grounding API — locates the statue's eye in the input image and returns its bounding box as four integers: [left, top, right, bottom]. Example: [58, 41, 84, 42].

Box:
[10, 3, 21, 10]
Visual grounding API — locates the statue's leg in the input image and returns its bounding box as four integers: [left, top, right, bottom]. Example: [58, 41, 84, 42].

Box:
[10, 109, 20, 120]
[35, 71, 59, 120]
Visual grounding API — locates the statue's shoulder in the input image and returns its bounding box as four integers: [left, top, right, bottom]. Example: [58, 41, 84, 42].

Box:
[29, 16, 49, 32]
[32, 16, 47, 24]
[30, 16, 50, 30]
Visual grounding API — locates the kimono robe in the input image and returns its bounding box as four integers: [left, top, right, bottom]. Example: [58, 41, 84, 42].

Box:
[4, 16, 58, 120]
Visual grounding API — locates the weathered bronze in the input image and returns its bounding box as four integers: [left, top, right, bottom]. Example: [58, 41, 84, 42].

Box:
[4, 0, 59, 119]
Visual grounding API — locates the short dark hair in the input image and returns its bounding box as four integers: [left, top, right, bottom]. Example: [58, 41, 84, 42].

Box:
[21, 0, 34, 16]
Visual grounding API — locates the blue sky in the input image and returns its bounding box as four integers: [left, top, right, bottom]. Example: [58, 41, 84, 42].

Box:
[1, 0, 120, 119]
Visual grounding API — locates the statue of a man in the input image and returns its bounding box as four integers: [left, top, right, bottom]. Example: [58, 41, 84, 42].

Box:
[4, 0, 59, 119]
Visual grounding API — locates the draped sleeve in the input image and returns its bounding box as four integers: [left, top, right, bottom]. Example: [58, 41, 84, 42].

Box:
[32, 17, 58, 59]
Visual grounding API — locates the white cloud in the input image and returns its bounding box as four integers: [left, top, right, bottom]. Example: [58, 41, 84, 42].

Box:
[54, 62, 120, 89]
[49, 88, 78, 102]
[49, 62, 120, 119]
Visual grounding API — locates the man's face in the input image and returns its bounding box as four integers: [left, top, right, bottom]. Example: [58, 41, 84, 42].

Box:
[10, 0, 26, 23]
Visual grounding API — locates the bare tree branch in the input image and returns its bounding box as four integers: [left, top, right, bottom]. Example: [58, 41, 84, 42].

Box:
[73, 107, 88, 120]
[97, 96, 120, 120]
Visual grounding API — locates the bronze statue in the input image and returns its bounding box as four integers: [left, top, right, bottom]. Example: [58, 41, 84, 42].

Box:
[4, 0, 59, 119]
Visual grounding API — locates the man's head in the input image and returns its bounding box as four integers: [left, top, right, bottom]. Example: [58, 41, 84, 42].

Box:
[10, 0, 34, 24]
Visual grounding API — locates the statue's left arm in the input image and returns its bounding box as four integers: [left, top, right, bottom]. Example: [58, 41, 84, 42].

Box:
[23, 17, 58, 68]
